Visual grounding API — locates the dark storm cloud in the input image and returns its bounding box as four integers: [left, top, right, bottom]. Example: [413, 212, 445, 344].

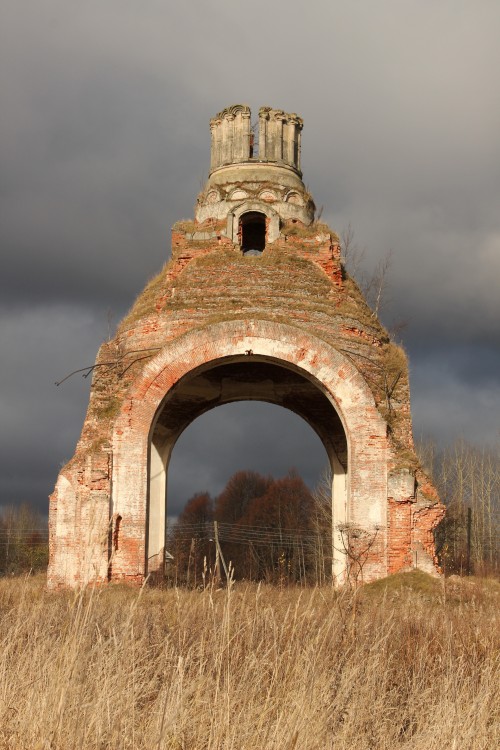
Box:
[0, 306, 101, 513]
[411, 355, 500, 447]
[1, 1, 499, 514]
[1, 1, 212, 310]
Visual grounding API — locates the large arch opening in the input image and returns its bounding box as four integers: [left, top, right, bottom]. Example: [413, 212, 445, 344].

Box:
[168, 401, 328, 513]
[146, 356, 348, 583]
[166, 401, 331, 584]
[107, 320, 389, 587]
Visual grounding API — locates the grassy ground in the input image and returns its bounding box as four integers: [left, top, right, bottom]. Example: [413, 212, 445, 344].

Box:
[0, 572, 498, 749]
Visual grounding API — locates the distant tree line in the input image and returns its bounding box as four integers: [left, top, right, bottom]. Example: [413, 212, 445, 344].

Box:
[168, 438, 500, 586]
[0, 504, 48, 575]
[341, 227, 500, 575]
[167, 470, 332, 586]
[419, 439, 500, 575]
[1, 438, 498, 581]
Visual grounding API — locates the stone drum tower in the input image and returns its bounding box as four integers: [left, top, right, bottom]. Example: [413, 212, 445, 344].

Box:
[48, 104, 444, 588]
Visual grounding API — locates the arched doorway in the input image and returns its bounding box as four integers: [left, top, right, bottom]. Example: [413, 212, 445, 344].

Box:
[166, 401, 330, 584]
[108, 320, 388, 587]
[167, 400, 328, 515]
[239, 211, 267, 253]
[147, 357, 348, 582]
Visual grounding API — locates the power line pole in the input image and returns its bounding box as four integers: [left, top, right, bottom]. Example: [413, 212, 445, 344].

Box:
[213, 521, 229, 582]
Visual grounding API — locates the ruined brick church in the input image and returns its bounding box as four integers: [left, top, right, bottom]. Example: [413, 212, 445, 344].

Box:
[48, 104, 444, 588]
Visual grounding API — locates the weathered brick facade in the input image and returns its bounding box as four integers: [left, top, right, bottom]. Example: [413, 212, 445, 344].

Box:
[48, 104, 444, 588]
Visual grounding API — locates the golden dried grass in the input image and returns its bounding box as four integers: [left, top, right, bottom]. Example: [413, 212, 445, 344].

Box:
[2, 572, 497, 748]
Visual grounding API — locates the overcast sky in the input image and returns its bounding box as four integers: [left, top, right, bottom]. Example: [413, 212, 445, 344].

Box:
[1, 1, 499, 518]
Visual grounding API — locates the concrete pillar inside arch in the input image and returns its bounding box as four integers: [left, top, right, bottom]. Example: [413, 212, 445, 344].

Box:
[331, 451, 348, 583]
[147, 434, 170, 574]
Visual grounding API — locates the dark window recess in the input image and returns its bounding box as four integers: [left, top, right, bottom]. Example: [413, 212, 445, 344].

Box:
[113, 515, 122, 552]
[240, 212, 266, 254]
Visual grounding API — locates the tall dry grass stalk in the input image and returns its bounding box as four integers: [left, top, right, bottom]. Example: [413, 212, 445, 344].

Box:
[0, 572, 498, 749]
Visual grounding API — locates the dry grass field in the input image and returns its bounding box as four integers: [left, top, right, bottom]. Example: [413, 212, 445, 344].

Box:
[0, 572, 498, 749]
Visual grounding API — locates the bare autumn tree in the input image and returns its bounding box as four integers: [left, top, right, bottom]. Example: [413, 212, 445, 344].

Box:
[0, 504, 48, 575]
[224, 471, 317, 583]
[168, 492, 215, 585]
[341, 224, 405, 337]
[440, 441, 500, 575]
[169, 470, 326, 586]
[215, 470, 273, 524]
[212, 470, 274, 577]
[418, 438, 500, 575]
[342, 224, 392, 313]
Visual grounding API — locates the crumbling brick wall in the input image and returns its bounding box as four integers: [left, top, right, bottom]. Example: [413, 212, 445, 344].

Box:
[48, 105, 444, 588]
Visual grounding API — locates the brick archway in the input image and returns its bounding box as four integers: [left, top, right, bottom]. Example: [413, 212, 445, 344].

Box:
[109, 320, 388, 584]
[48, 102, 444, 589]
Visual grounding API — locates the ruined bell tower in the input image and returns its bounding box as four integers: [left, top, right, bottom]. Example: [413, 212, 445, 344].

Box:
[48, 104, 444, 588]
[198, 105, 312, 243]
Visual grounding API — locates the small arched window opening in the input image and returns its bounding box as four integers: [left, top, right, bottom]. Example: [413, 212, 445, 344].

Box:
[240, 212, 266, 255]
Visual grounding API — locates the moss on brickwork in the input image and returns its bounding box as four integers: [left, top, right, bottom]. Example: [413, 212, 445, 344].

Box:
[172, 219, 198, 233]
[173, 218, 227, 234]
[336, 276, 386, 333]
[281, 220, 332, 238]
[118, 262, 171, 332]
[89, 436, 108, 454]
[95, 227, 425, 481]
[169, 247, 332, 295]
[360, 570, 441, 600]
[96, 396, 121, 421]
[114, 236, 403, 429]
